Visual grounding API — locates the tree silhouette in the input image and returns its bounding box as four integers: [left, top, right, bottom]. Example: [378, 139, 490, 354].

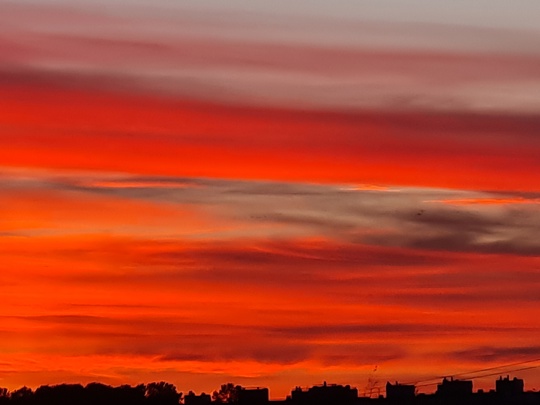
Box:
[116, 383, 146, 405]
[212, 383, 242, 404]
[35, 384, 85, 405]
[10, 387, 33, 405]
[0, 389, 9, 405]
[145, 382, 181, 405]
[85, 382, 115, 405]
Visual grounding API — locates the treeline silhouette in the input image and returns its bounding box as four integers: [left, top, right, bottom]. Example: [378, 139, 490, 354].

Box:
[1, 378, 540, 405]
[0, 382, 254, 405]
[0, 382, 180, 405]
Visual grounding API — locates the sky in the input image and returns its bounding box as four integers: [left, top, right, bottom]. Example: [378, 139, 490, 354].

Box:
[1, 0, 540, 399]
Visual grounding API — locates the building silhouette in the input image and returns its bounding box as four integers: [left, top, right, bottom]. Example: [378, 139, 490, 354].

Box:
[1, 374, 539, 405]
[436, 378, 473, 398]
[386, 382, 415, 402]
[290, 382, 358, 405]
[185, 392, 212, 405]
[496, 376, 524, 398]
[237, 388, 269, 405]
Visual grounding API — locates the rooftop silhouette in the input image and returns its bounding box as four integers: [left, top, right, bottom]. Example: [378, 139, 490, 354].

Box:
[1, 374, 539, 405]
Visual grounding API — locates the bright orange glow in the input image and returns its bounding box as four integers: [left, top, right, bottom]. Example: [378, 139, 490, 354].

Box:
[2, 83, 540, 192]
[1, 3, 540, 397]
[432, 197, 540, 205]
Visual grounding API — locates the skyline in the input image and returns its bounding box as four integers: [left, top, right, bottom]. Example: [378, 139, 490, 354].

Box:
[1, 0, 539, 399]
[2, 369, 540, 400]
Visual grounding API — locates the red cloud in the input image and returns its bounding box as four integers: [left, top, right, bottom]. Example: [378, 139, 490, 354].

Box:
[1, 78, 540, 191]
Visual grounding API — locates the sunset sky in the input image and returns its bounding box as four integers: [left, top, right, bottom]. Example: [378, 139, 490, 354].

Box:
[1, 0, 540, 399]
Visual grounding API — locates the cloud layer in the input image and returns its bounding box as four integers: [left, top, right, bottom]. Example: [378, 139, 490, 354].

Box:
[1, 171, 539, 395]
[1, 0, 540, 398]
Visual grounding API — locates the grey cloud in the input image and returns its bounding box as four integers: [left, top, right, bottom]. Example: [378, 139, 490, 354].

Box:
[267, 323, 529, 340]
[389, 232, 540, 256]
[450, 346, 540, 363]
[5, 169, 540, 256]
[399, 208, 504, 234]
[55, 240, 458, 294]
[159, 342, 312, 365]
[379, 289, 540, 309]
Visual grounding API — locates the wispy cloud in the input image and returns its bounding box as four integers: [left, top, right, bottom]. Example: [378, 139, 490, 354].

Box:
[2, 170, 540, 255]
[429, 197, 540, 206]
[1, 0, 540, 396]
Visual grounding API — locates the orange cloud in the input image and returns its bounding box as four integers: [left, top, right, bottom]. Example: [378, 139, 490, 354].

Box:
[1, 2, 540, 397]
[0, 185, 219, 237]
[1, 233, 539, 395]
[431, 197, 540, 205]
